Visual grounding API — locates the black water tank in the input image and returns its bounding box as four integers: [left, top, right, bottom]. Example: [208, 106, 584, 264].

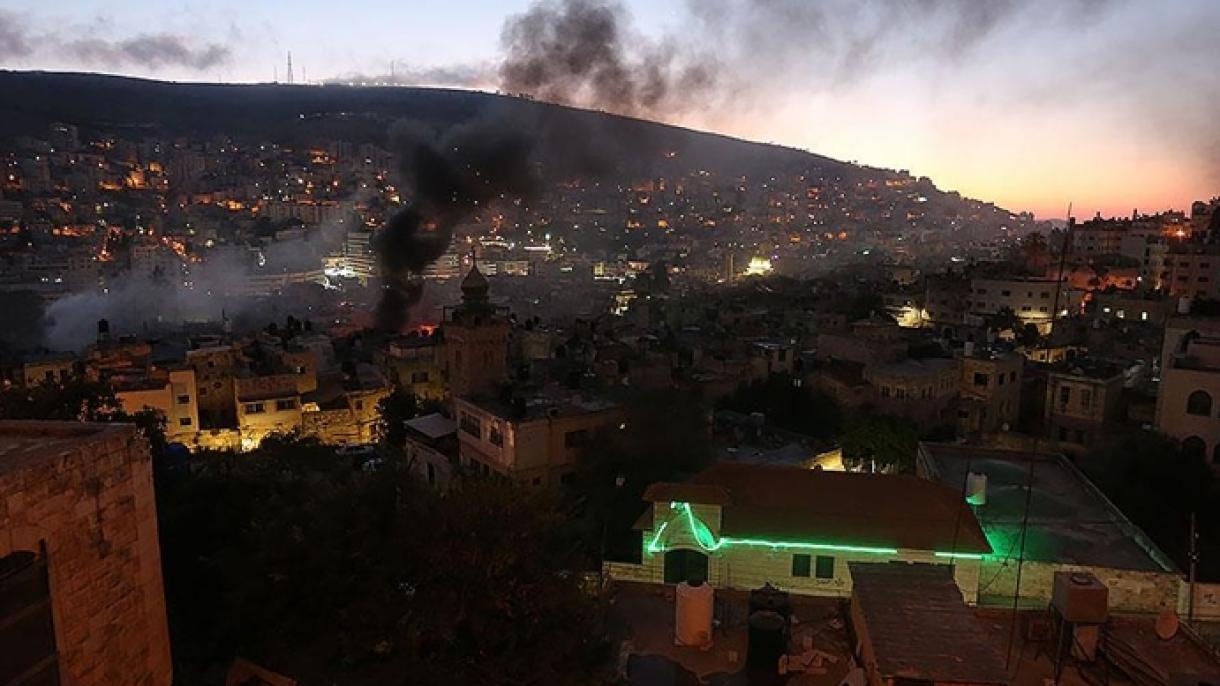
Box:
[747, 610, 786, 671]
[749, 583, 791, 620]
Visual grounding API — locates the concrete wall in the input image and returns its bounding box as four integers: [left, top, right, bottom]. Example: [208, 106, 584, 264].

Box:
[977, 558, 1181, 614]
[0, 422, 172, 686]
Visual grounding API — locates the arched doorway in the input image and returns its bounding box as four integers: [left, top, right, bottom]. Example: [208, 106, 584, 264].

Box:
[664, 549, 709, 585]
[1, 546, 60, 685]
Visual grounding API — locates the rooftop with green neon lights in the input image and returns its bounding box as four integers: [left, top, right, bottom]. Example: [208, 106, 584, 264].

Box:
[635, 462, 992, 556]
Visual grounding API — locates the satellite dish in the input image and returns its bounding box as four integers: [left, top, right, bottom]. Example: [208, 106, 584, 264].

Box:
[1155, 609, 1179, 640]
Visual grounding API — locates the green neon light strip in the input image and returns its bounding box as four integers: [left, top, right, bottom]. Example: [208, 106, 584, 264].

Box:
[934, 551, 986, 560]
[646, 502, 901, 556]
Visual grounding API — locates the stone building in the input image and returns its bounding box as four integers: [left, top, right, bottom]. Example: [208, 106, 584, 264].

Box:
[1042, 358, 1125, 452]
[957, 347, 1023, 435]
[1156, 315, 1220, 466]
[0, 421, 172, 686]
[441, 266, 510, 400]
[453, 391, 621, 486]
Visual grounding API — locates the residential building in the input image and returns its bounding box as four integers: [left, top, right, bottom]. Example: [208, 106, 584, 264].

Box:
[1043, 359, 1125, 451]
[604, 463, 990, 601]
[113, 367, 200, 443]
[234, 374, 303, 449]
[1165, 245, 1220, 299]
[402, 412, 458, 490]
[958, 347, 1023, 435]
[967, 277, 1078, 333]
[0, 422, 172, 686]
[1156, 315, 1220, 465]
[453, 392, 621, 486]
[863, 358, 959, 426]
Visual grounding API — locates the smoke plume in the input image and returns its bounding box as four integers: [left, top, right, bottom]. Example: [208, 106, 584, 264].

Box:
[0, 12, 229, 71]
[0, 11, 32, 60]
[374, 114, 540, 331]
[499, 0, 714, 119]
[65, 35, 231, 70]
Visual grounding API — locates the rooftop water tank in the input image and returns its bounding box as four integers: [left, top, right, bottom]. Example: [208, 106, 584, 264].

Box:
[674, 580, 714, 648]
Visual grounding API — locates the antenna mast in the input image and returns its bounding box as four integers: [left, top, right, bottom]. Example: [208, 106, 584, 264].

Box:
[287, 51, 294, 85]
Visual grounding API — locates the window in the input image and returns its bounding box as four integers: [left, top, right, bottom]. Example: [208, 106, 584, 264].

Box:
[1001, 290, 1011, 296]
[1187, 390, 1212, 416]
[177, 394, 191, 404]
[815, 555, 835, 579]
[791, 554, 811, 577]
[1058, 386, 1071, 405]
[460, 412, 482, 438]
[489, 425, 503, 446]
[411, 370, 429, 383]
[881, 386, 891, 397]
[1040, 292, 1050, 299]
[1010, 371, 1017, 382]
[275, 399, 296, 411]
[244, 403, 264, 414]
[998, 373, 1005, 386]
[178, 417, 192, 427]
[354, 400, 364, 411]
[973, 373, 988, 387]
[564, 429, 590, 448]
[1080, 389, 1092, 409]
[778, 349, 787, 362]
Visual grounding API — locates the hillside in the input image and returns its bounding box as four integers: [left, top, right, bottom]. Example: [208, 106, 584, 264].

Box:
[0, 70, 868, 181]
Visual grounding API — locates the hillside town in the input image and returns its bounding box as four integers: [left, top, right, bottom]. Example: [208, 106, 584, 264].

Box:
[4, 106, 1220, 684]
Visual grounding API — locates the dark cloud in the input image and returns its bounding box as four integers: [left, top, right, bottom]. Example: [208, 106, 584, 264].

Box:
[65, 34, 231, 70]
[0, 11, 33, 60]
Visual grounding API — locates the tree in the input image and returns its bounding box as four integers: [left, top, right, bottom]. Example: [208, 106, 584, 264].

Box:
[374, 387, 419, 446]
[1081, 429, 1220, 579]
[719, 375, 842, 439]
[840, 415, 919, 473]
[158, 436, 610, 685]
[569, 389, 714, 562]
[0, 378, 166, 453]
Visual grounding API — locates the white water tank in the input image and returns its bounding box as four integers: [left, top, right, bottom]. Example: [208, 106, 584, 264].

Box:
[675, 580, 715, 648]
[965, 471, 988, 505]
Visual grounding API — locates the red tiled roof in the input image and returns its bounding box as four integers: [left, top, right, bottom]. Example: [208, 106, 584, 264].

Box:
[647, 462, 990, 554]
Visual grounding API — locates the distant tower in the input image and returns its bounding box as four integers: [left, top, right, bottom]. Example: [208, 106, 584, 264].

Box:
[443, 265, 510, 399]
[286, 51, 294, 85]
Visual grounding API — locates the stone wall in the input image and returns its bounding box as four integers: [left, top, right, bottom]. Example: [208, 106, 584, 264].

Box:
[977, 558, 1181, 614]
[0, 421, 172, 686]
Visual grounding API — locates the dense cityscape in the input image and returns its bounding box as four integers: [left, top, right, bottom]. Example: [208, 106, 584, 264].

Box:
[3, 1, 1220, 685]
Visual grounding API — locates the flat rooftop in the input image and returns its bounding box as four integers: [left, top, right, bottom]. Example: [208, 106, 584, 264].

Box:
[0, 421, 135, 478]
[918, 443, 1175, 573]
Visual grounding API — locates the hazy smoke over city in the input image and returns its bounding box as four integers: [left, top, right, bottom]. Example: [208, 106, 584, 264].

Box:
[0, 12, 229, 71]
[41, 214, 351, 351]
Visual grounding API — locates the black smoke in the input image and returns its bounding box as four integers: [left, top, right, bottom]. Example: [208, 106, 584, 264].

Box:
[499, 0, 714, 119]
[374, 116, 539, 332]
[66, 35, 231, 71]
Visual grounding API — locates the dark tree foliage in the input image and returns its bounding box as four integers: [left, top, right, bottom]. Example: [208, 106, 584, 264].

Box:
[839, 414, 920, 473]
[719, 375, 843, 439]
[1081, 429, 1220, 579]
[160, 437, 610, 685]
[0, 378, 166, 452]
[569, 389, 714, 561]
[374, 387, 419, 446]
[844, 292, 893, 323]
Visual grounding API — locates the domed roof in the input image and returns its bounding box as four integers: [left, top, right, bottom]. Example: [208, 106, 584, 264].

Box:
[461, 264, 488, 293]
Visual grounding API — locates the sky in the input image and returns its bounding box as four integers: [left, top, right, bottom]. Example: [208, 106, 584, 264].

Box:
[2, 0, 1218, 220]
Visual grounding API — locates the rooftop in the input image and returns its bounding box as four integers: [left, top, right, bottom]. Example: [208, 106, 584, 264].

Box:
[641, 463, 990, 555]
[917, 443, 1175, 574]
[849, 562, 1008, 684]
[0, 421, 136, 478]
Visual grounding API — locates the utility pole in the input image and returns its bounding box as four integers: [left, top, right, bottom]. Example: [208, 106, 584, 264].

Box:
[1189, 512, 1199, 623]
[287, 51, 294, 85]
